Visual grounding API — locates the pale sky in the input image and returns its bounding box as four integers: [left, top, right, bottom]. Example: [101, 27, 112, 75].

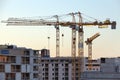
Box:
[0, 0, 120, 58]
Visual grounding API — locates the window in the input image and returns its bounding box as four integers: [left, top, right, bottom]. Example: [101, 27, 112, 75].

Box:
[65, 73, 68, 76]
[21, 73, 30, 80]
[33, 59, 38, 63]
[5, 73, 15, 80]
[24, 50, 30, 56]
[5, 56, 16, 63]
[45, 77, 48, 80]
[0, 65, 5, 72]
[55, 77, 58, 80]
[65, 68, 68, 71]
[33, 50, 39, 56]
[55, 68, 58, 71]
[65, 77, 68, 80]
[65, 64, 68, 67]
[52, 69, 54, 71]
[10, 56, 16, 63]
[0, 55, 7, 63]
[96, 68, 99, 71]
[11, 65, 21, 72]
[45, 64, 48, 67]
[45, 68, 48, 71]
[45, 73, 48, 76]
[101, 58, 106, 63]
[55, 73, 58, 76]
[55, 64, 58, 67]
[52, 64, 54, 66]
[86, 68, 88, 70]
[33, 73, 38, 78]
[22, 57, 30, 64]
[52, 73, 54, 75]
[52, 77, 54, 80]
[33, 66, 38, 71]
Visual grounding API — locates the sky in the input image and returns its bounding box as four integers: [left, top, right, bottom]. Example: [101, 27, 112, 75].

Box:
[0, 0, 120, 59]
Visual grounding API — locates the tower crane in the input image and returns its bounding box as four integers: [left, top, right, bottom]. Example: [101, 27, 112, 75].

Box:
[85, 33, 100, 71]
[1, 12, 116, 80]
[77, 12, 84, 79]
[54, 15, 60, 57]
[69, 13, 77, 80]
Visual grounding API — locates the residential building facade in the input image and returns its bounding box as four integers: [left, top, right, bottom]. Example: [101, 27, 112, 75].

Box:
[0, 45, 39, 80]
[0, 44, 120, 80]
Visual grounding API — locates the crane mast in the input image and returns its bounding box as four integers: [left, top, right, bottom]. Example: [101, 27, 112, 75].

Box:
[54, 15, 60, 57]
[69, 13, 77, 80]
[55, 25, 60, 57]
[85, 33, 100, 70]
[77, 12, 84, 80]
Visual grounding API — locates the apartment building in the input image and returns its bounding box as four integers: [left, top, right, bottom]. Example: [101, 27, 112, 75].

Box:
[82, 58, 120, 80]
[0, 44, 39, 80]
[40, 49, 120, 80]
[0, 44, 119, 80]
[40, 49, 100, 80]
[0, 45, 100, 80]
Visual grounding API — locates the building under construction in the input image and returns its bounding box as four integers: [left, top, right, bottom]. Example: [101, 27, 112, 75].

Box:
[0, 44, 120, 80]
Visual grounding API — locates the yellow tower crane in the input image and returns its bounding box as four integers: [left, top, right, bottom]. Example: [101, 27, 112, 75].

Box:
[85, 33, 100, 71]
[1, 12, 116, 80]
[69, 12, 77, 80]
[54, 15, 60, 57]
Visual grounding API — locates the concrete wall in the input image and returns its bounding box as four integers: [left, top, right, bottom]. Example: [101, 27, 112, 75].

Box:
[16, 56, 21, 64]
[16, 73, 21, 80]
[81, 72, 120, 80]
[0, 73, 5, 80]
[5, 64, 11, 72]
[100, 64, 116, 72]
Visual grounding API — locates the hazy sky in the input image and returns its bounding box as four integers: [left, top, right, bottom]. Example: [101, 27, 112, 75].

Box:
[0, 0, 120, 58]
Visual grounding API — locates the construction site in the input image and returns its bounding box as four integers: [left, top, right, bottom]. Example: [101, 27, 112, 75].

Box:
[0, 11, 119, 80]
